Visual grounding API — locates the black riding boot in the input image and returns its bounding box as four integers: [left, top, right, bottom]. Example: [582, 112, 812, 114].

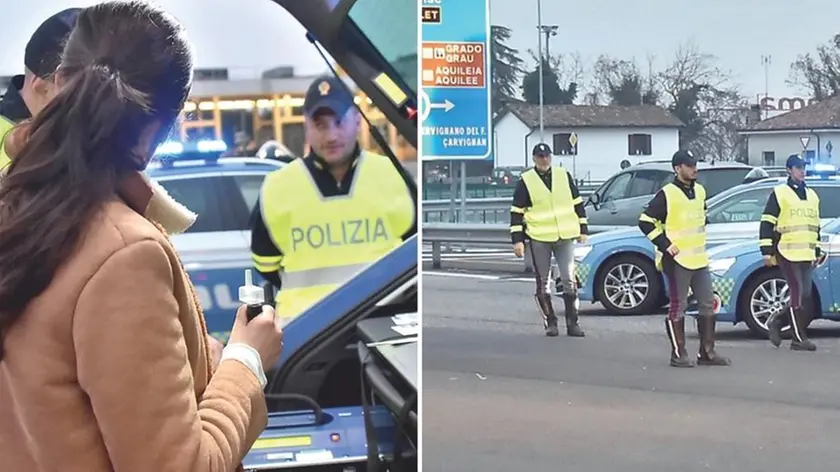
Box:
[767, 310, 784, 348]
[665, 317, 694, 368]
[562, 294, 585, 337]
[535, 294, 559, 337]
[697, 316, 731, 366]
[789, 306, 817, 351]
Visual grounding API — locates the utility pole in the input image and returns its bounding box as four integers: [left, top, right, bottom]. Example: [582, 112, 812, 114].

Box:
[538, 24, 558, 59]
[761, 55, 771, 120]
[536, 0, 544, 140]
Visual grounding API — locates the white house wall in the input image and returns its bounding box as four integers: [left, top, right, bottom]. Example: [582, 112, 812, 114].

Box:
[493, 113, 534, 168]
[493, 114, 680, 182]
[745, 131, 840, 166]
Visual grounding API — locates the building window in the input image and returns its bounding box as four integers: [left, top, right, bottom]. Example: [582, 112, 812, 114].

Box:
[762, 151, 775, 166]
[628, 133, 652, 156]
[552, 133, 578, 155]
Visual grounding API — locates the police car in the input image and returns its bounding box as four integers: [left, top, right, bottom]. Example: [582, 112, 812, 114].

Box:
[146, 140, 285, 341]
[572, 166, 840, 315]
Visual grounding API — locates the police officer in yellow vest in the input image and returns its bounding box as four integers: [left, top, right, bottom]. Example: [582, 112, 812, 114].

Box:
[250, 76, 416, 323]
[760, 155, 820, 351]
[1, 8, 80, 170]
[510, 143, 587, 337]
[638, 150, 730, 368]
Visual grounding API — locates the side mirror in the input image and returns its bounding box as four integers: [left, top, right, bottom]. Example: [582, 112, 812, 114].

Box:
[588, 193, 600, 205]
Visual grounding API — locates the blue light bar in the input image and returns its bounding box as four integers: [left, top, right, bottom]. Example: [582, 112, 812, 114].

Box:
[154, 139, 227, 157]
[812, 163, 835, 173]
[155, 141, 184, 155]
[196, 139, 227, 153]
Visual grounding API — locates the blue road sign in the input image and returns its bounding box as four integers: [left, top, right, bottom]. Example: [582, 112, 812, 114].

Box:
[420, 0, 491, 160]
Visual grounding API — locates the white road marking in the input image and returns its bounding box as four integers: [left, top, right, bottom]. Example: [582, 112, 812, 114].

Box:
[424, 271, 536, 283]
[423, 271, 502, 280]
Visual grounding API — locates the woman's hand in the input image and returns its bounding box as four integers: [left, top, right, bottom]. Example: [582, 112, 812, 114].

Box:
[228, 305, 283, 369]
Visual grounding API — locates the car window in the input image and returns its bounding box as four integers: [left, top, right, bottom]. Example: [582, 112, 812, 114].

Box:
[707, 188, 772, 224]
[627, 171, 666, 198]
[601, 172, 632, 202]
[697, 168, 751, 196]
[812, 186, 840, 218]
[155, 176, 239, 233]
[232, 174, 266, 213]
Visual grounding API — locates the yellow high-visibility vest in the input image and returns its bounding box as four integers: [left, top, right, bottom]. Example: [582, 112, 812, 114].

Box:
[259, 151, 414, 321]
[0, 115, 14, 171]
[656, 182, 708, 270]
[520, 167, 581, 242]
[774, 184, 820, 262]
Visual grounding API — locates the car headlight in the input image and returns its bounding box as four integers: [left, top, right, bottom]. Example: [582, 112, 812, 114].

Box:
[708, 257, 736, 275]
[573, 245, 592, 261]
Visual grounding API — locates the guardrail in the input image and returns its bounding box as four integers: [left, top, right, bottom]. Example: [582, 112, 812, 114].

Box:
[422, 183, 601, 224]
[422, 223, 627, 271]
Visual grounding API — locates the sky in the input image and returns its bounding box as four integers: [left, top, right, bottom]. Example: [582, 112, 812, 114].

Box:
[5, 0, 839, 101]
[0, 0, 330, 78]
[489, 0, 840, 101]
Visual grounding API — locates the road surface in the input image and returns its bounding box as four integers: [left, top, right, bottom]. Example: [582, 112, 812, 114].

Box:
[422, 271, 840, 472]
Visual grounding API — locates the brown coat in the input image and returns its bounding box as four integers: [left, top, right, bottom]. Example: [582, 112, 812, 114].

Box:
[0, 173, 268, 471]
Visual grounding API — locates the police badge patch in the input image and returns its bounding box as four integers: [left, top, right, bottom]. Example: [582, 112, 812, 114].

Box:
[318, 81, 330, 96]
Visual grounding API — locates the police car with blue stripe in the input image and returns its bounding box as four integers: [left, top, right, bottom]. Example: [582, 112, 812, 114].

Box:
[147, 140, 285, 342]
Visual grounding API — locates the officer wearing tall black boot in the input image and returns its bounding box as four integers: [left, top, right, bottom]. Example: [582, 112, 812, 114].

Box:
[638, 150, 731, 367]
[510, 143, 587, 337]
[760, 155, 820, 351]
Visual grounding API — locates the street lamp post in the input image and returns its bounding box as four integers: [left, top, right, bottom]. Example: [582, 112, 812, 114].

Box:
[537, 0, 544, 141]
[535, 0, 558, 143]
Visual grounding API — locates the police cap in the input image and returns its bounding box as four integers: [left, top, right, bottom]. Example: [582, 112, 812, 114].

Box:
[786, 155, 806, 169]
[671, 149, 697, 168]
[25, 8, 81, 79]
[532, 143, 551, 156]
[303, 76, 355, 118]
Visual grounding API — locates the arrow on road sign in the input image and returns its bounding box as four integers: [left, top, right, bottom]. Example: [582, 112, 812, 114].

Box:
[429, 99, 455, 112]
[800, 136, 811, 149]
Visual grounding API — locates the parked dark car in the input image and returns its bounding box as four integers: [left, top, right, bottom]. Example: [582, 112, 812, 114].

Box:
[585, 161, 756, 226]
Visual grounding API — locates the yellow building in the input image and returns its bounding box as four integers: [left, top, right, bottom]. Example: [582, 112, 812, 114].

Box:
[177, 68, 415, 161]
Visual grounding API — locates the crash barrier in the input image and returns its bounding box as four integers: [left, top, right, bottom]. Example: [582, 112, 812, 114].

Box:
[423, 184, 598, 224]
[422, 223, 627, 271]
[422, 183, 603, 224]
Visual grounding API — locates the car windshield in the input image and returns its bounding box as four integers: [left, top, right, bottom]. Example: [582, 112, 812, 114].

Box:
[347, 0, 417, 95]
[697, 168, 752, 197]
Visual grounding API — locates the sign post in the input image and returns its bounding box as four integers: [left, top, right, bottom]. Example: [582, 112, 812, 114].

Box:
[421, 0, 492, 221]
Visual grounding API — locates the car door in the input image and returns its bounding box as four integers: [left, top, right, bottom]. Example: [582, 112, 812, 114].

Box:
[611, 170, 670, 226]
[585, 172, 633, 226]
[267, 236, 417, 409]
[153, 173, 259, 338]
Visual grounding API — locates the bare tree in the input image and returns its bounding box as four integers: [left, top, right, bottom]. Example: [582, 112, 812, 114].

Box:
[524, 50, 586, 104]
[655, 40, 745, 160]
[788, 33, 840, 100]
[591, 55, 658, 106]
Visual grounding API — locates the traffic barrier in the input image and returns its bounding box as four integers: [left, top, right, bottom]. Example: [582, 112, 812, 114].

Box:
[422, 223, 627, 270]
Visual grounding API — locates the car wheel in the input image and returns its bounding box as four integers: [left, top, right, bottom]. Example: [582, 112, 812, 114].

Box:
[596, 254, 662, 315]
[739, 270, 798, 337]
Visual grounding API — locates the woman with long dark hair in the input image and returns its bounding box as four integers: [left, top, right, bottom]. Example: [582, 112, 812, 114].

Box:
[0, 2, 283, 470]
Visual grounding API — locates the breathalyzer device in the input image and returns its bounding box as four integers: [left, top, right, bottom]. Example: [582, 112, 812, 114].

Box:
[239, 269, 275, 321]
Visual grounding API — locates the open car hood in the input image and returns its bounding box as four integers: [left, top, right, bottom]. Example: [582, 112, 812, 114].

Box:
[273, 0, 417, 149]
